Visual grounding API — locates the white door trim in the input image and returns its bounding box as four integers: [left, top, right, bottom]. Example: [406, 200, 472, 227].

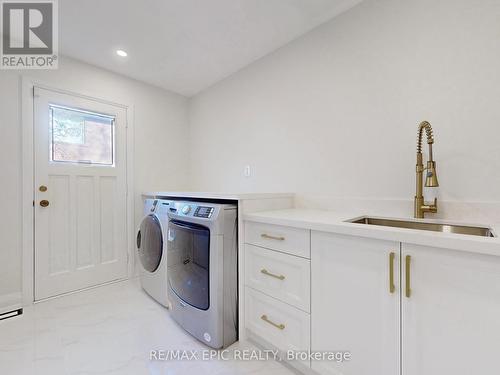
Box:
[21, 76, 135, 305]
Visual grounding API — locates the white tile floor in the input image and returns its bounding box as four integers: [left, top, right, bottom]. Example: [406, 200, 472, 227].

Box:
[0, 279, 295, 375]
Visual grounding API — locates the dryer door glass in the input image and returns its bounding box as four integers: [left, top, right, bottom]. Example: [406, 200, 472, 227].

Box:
[167, 220, 210, 310]
[138, 215, 163, 272]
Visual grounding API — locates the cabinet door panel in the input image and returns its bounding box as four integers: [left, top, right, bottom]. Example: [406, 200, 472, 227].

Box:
[402, 244, 500, 375]
[311, 232, 400, 375]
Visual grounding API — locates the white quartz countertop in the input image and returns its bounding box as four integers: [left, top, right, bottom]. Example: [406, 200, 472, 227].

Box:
[142, 192, 293, 201]
[244, 208, 500, 257]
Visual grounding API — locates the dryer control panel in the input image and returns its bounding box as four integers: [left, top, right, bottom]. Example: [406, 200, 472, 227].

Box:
[170, 202, 217, 219]
[194, 206, 214, 218]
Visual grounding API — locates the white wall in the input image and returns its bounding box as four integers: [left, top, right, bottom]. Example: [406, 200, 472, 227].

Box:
[0, 57, 189, 308]
[188, 0, 500, 205]
[2, 0, 500, 309]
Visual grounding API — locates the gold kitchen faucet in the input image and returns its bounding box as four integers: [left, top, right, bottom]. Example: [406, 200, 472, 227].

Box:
[414, 121, 439, 218]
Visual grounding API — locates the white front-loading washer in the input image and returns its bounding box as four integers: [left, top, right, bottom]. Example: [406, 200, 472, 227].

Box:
[136, 199, 171, 307]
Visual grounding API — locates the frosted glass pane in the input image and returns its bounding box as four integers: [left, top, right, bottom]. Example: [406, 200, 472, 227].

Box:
[50, 105, 115, 165]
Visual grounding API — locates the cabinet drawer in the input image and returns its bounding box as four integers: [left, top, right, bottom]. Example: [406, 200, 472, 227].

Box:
[245, 221, 310, 258]
[245, 244, 310, 312]
[245, 287, 310, 356]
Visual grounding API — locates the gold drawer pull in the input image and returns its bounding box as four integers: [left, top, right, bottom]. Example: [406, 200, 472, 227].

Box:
[261, 314, 285, 330]
[261, 269, 285, 280]
[261, 233, 285, 241]
[389, 252, 396, 294]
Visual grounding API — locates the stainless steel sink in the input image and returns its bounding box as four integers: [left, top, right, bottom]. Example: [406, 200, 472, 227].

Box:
[349, 217, 496, 237]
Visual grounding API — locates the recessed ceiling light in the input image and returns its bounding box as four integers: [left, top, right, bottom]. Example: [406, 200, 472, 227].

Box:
[116, 50, 128, 57]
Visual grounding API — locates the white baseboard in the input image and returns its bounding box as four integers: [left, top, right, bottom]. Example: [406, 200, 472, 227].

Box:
[0, 292, 22, 314]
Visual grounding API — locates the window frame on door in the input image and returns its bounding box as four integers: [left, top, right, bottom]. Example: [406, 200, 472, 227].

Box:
[49, 104, 117, 166]
[21, 77, 135, 306]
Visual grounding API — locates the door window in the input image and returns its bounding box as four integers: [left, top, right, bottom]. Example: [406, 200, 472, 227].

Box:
[137, 215, 163, 272]
[50, 105, 115, 165]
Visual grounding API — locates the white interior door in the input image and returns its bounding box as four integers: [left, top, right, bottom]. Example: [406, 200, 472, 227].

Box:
[34, 87, 128, 300]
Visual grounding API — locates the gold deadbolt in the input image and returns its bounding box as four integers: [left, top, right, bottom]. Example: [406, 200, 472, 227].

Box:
[39, 185, 47, 192]
[40, 200, 50, 207]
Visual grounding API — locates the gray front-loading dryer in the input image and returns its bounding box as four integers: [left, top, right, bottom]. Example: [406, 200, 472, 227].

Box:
[167, 201, 238, 349]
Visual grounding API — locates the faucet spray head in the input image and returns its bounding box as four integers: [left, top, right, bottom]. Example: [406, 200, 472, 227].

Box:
[425, 161, 439, 187]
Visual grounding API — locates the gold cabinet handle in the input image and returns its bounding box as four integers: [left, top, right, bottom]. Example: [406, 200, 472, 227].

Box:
[261, 269, 285, 280]
[261, 314, 285, 330]
[405, 255, 412, 298]
[389, 252, 396, 294]
[261, 234, 285, 241]
[40, 200, 50, 207]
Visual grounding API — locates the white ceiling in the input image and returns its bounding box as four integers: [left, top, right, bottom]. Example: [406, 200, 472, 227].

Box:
[60, 0, 362, 97]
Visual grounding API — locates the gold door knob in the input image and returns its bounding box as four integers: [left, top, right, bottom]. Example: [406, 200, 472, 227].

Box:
[40, 200, 50, 207]
[39, 185, 47, 192]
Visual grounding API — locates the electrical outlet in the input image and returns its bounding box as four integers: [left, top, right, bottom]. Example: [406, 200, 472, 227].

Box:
[244, 165, 251, 177]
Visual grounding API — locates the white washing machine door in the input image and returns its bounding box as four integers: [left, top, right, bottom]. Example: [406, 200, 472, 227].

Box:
[137, 214, 163, 273]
